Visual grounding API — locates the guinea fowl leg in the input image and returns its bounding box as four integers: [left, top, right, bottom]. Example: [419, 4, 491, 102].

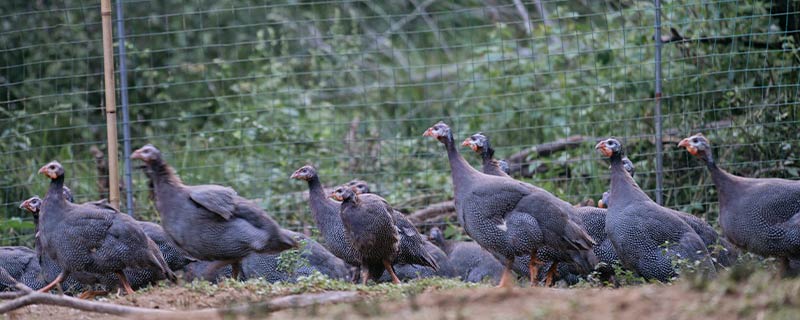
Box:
[528, 249, 543, 287]
[116, 271, 135, 296]
[544, 262, 559, 287]
[231, 261, 243, 281]
[78, 290, 108, 300]
[38, 271, 65, 293]
[360, 267, 369, 286]
[383, 260, 401, 285]
[496, 260, 515, 288]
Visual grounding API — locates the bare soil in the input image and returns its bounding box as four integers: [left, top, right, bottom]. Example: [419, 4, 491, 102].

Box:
[5, 273, 800, 320]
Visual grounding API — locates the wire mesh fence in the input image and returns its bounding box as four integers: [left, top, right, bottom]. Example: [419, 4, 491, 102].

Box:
[1, 0, 798, 247]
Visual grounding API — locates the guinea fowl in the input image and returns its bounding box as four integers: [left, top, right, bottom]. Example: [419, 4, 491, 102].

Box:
[131, 145, 296, 280]
[21, 195, 186, 296]
[596, 139, 715, 281]
[462, 130, 599, 285]
[330, 186, 401, 284]
[290, 165, 362, 270]
[36, 161, 176, 295]
[344, 180, 439, 272]
[596, 153, 738, 267]
[0, 246, 46, 291]
[424, 121, 596, 287]
[242, 230, 351, 282]
[428, 227, 503, 284]
[679, 133, 799, 272]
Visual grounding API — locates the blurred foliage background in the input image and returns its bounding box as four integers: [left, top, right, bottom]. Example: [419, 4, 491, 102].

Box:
[1, 0, 798, 246]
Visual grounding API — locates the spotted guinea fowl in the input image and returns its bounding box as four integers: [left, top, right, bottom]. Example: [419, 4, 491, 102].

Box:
[330, 186, 401, 284]
[428, 227, 503, 284]
[462, 131, 599, 285]
[36, 161, 176, 295]
[345, 181, 439, 272]
[242, 230, 351, 282]
[424, 122, 596, 287]
[0, 246, 46, 291]
[596, 139, 715, 281]
[21, 195, 186, 296]
[596, 153, 738, 268]
[131, 145, 296, 280]
[290, 165, 361, 271]
[680, 133, 799, 273]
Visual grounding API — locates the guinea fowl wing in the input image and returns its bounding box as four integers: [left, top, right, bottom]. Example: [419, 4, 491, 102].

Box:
[188, 185, 238, 220]
[393, 212, 439, 271]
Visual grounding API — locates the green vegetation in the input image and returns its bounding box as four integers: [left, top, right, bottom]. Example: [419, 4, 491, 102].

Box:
[1, 0, 799, 247]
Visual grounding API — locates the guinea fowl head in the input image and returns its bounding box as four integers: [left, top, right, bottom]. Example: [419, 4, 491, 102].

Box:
[595, 138, 623, 159]
[423, 121, 453, 144]
[622, 157, 635, 177]
[461, 132, 489, 154]
[131, 144, 162, 163]
[598, 192, 610, 208]
[38, 161, 64, 180]
[345, 180, 370, 194]
[330, 185, 357, 203]
[678, 133, 712, 161]
[19, 196, 43, 213]
[497, 159, 510, 175]
[427, 227, 444, 243]
[290, 165, 317, 181]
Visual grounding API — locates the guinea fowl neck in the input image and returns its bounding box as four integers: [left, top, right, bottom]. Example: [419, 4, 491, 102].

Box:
[481, 146, 494, 168]
[147, 158, 183, 191]
[306, 175, 339, 220]
[608, 152, 650, 206]
[701, 150, 735, 186]
[443, 134, 480, 190]
[42, 175, 66, 223]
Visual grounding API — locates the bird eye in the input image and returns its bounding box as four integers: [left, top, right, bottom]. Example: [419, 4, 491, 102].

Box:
[49, 165, 55, 169]
[692, 138, 698, 143]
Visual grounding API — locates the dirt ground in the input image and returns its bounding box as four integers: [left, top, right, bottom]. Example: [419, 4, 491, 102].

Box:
[5, 272, 800, 320]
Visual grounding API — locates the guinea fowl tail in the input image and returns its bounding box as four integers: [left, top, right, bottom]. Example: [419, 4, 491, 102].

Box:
[146, 238, 177, 282]
[564, 221, 596, 251]
[569, 249, 599, 274]
[419, 248, 440, 271]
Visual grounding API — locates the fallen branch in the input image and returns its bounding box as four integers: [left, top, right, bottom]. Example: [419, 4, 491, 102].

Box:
[0, 290, 360, 319]
[407, 200, 455, 224]
[659, 27, 786, 50]
[506, 135, 593, 178]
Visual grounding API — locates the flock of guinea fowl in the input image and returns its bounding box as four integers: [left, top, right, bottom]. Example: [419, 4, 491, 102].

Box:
[3, 120, 800, 300]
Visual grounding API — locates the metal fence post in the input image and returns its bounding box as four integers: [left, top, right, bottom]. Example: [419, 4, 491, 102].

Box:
[654, 0, 664, 205]
[115, 0, 135, 216]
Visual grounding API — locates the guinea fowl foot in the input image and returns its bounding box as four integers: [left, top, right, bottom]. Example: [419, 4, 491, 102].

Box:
[383, 260, 401, 285]
[360, 268, 369, 286]
[78, 290, 108, 300]
[496, 262, 515, 288]
[528, 254, 544, 287]
[38, 272, 65, 293]
[544, 262, 559, 287]
[117, 272, 135, 296]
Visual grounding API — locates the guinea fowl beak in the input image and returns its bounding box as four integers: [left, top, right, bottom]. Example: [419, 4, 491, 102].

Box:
[289, 171, 299, 179]
[594, 141, 612, 157]
[422, 128, 434, 137]
[19, 200, 29, 210]
[597, 199, 606, 209]
[130, 149, 143, 160]
[678, 138, 698, 156]
[37, 165, 56, 179]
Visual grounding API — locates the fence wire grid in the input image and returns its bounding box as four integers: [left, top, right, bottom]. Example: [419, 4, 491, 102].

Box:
[1, 0, 799, 246]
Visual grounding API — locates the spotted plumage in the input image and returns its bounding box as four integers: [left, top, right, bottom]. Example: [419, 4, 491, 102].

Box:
[681, 133, 799, 272]
[597, 139, 715, 282]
